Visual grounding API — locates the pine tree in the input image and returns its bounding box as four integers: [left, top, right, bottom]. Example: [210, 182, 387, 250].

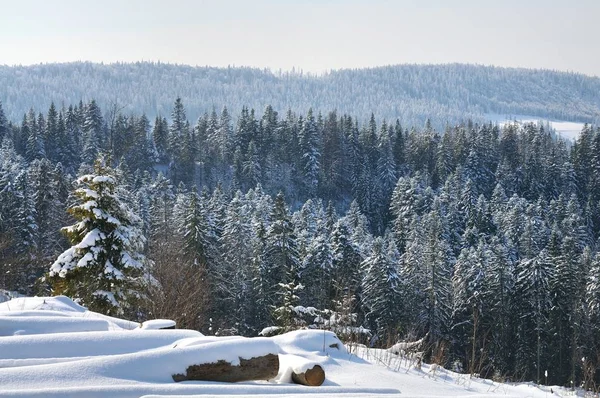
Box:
[152, 116, 169, 163]
[266, 192, 301, 328]
[514, 250, 553, 382]
[243, 140, 262, 188]
[181, 188, 214, 268]
[362, 236, 401, 344]
[25, 109, 45, 161]
[485, 237, 516, 375]
[45, 102, 59, 162]
[82, 100, 104, 165]
[218, 191, 253, 333]
[298, 108, 321, 197]
[376, 124, 397, 227]
[300, 226, 333, 310]
[64, 105, 82, 170]
[585, 251, 600, 368]
[49, 155, 148, 316]
[28, 158, 63, 264]
[402, 203, 453, 351]
[329, 220, 364, 331]
[250, 217, 272, 330]
[0, 101, 8, 143]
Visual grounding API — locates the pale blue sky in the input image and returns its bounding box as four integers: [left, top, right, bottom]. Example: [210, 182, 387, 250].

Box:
[1, 0, 598, 76]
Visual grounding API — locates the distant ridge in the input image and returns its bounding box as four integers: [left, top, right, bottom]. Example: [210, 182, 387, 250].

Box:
[1, 62, 599, 128]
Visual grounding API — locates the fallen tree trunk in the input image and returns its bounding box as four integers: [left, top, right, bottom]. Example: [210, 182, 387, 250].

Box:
[172, 353, 279, 382]
[291, 364, 325, 386]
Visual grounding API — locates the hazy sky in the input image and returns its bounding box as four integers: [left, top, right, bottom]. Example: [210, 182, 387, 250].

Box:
[1, 0, 598, 76]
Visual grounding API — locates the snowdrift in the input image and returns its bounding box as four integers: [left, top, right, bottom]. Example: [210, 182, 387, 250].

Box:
[0, 296, 567, 397]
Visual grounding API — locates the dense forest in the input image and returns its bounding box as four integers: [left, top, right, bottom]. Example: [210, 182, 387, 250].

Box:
[1, 97, 600, 389]
[1, 62, 600, 128]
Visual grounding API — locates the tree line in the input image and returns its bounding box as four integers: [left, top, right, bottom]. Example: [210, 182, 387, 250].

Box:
[2, 62, 600, 128]
[1, 98, 600, 389]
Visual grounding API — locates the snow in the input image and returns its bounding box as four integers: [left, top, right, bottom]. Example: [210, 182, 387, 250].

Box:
[76, 229, 105, 249]
[258, 326, 282, 336]
[78, 187, 99, 198]
[140, 319, 177, 330]
[0, 295, 578, 397]
[93, 290, 120, 307]
[92, 175, 116, 184]
[0, 316, 110, 336]
[0, 290, 24, 304]
[0, 295, 140, 330]
[273, 329, 347, 356]
[0, 295, 88, 313]
[486, 113, 587, 141]
[0, 329, 202, 363]
[81, 199, 98, 211]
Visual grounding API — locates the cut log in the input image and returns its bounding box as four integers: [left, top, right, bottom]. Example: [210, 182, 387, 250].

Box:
[291, 364, 325, 386]
[172, 353, 279, 382]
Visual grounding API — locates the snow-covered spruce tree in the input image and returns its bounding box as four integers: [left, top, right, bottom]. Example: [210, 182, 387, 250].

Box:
[362, 236, 401, 345]
[48, 155, 148, 316]
[0, 101, 8, 143]
[267, 192, 303, 330]
[330, 221, 364, 323]
[298, 108, 321, 198]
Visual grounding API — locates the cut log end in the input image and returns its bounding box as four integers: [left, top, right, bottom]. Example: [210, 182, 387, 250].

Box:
[172, 353, 279, 383]
[291, 364, 325, 386]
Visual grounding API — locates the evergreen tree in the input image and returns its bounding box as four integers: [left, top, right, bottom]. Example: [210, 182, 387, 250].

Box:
[82, 100, 104, 165]
[49, 155, 148, 316]
[514, 250, 553, 382]
[266, 192, 301, 327]
[243, 140, 262, 188]
[298, 108, 321, 197]
[0, 101, 8, 143]
[362, 236, 401, 344]
[25, 109, 45, 161]
[152, 116, 169, 163]
[44, 102, 59, 162]
[218, 191, 253, 333]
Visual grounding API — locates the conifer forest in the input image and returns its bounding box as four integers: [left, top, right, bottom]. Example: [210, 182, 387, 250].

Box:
[2, 92, 600, 388]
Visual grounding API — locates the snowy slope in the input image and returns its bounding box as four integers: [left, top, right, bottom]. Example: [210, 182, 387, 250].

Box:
[486, 113, 586, 141]
[0, 296, 572, 398]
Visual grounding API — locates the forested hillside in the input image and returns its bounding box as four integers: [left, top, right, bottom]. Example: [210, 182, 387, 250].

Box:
[1, 97, 600, 388]
[1, 62, 600, 128]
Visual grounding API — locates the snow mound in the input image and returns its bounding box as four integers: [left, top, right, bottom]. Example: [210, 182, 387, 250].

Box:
[0, 329, 202, 362]
[140, 319, 176, 330]
[0, 310, 71, 318]
[0, 316, 110, 336]
[172, 335, 241, 348]
[0, 295, 86, 313]
[258, 326, 282, 336]
[273, 329, 347, 356]
[0, 336, 280, 391]
[0, 289, 23, 304]
[0, 296, 139, 330]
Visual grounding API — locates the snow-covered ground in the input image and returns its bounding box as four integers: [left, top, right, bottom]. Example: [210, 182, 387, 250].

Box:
[0, 296, 578, 397]
[486, 113, 586, 141]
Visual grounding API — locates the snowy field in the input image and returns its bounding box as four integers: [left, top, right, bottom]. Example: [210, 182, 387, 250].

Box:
[0, 296, 578, 397]
[486, 114, 587, 141]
